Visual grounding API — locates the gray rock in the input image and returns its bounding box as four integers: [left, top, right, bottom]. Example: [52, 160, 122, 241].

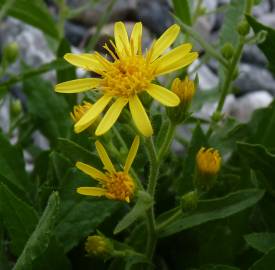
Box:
[0, 18, 54, 69]
[258, 12, 275, 28]
[68, 0, 137, 27]
[136, 0, 173, 35]
[234, 64, 275, 95]
[65, 21, 88, 47]
[230, 91, 273, 122]
[242, 45, 267, 66]
[189, 60, 219, 90]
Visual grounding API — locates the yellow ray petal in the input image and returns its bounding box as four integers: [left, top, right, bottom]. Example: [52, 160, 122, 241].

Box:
[146, 84, 180, 107]
[152, 43, 192, 72]
[114, 21, 131, 57]
[95, 97, 128, 136]
[64, 53, 105, 73]
[55, 78, 101, 93]
[129, 95, 153, 137]
[77, 187, 106, 197]
[156, 52, 198, 75]
[76, 161, 108, 182]
[130, 22, 142, 55]
[74, 95, 112, 133]
[95, 141, 116, 173]
[124, 136, 140, 173]
[150, 24, 180, 61]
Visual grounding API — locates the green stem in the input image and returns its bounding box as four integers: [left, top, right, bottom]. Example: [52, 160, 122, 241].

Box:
[156, 208, 182, 233]
[0, 0, 16, 22]
[207, 37, 244, 138]
[146, 137, 159, 198]
[174, 17, 228, 68]
[157, 120, 176, 162]
[85, 0, 117, 52]
[206, 0, 253, 138]
[144, 137, 159, 264]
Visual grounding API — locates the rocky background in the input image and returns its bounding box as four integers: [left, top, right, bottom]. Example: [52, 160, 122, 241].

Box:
[0, 0, 274, 150]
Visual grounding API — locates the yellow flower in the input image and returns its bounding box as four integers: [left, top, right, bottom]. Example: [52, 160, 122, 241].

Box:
[70, 101, 93, 123]
[85, 235, 112, 257]
[196, 147, 221, 176]
[55, 22, 198, 137]
[171, 76, 195, 105]
[76, 136, 140, 202]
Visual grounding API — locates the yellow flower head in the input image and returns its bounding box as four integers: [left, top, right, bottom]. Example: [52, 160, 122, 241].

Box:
[171, 77, 195, 104]
[70, 101, 93, 122]
[85, 235, 111, 257]
[55, 22, 198, 137]
[196, 147, 221, 176]
[76, 136, 140, 202]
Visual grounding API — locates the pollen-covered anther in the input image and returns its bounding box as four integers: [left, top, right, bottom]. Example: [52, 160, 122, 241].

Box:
[100, 56, 154, 97]
[104, 172, 135, 202]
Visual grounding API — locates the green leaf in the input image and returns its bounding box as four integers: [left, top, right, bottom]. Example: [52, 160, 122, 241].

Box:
[0, 0, 59, 39]
[0, 132, 31, 199]
[157, 189, 264, 237]
[0, 183, 38, 256]
[177, 122, 207, 195]
[23, 77, 71, 145]
[219, 0, 246, 46]
[246, 15, 275, 74]
[249, 248, 275, 270]
[230, 101, 275, 150]
[245, 233, 275, 253]
[114, 191, 153, 234]
[32, 238, 71, 270]
[0, 59, 71, 88]
[237, 142, 275, 193]
[13, 192, 60, 270]
[172, 0, 192, 26]
[57, 138, 100, 165]
[55, 169, 119, 252]
[56, 38, 76, 84]
[201, 265, 240, 270]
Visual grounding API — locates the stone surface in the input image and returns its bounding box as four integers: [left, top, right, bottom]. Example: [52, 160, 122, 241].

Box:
[189, 60, 219, 91]
[230, 90, 273, 122]
[0, 18, 54, 68]
[234, 64, 275, 96]
[242, 45, 267, 66]
[258, 12, 275, 28]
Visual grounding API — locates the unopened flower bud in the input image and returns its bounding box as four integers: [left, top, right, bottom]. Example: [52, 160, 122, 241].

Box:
[194, 147, 221, 191]
[3, 42, 19, 64]
[221, 43, 234, 60]
[85, 235, 112, 258]
[237, 20, 250, 36]
[70, 101, 100, 133]
[211, 111, 223, 122]
[181, 190, 199, 212]
[10, 99, 22, 117]
[167, 77, 196, 123]
[171, 77, 195, 105]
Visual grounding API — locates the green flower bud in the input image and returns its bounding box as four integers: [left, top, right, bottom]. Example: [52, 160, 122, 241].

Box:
[237, 20, 250, 36]
[255, 30, 267, 44]
[221, 42, 234, 60]
[10, 99, 22, 117]
[3, 42, 19, 64]
[181, 190, 199, 212]
[85, 235, 113, 258]
[211, 111, 223, 122]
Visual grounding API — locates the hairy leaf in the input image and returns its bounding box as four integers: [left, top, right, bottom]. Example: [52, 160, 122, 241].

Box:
[157, 189, 264, 237]
[13, 192, 60, 270]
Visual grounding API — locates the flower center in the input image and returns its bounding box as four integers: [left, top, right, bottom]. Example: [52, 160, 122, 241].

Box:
[100, 55, 155, 98]
[104, 171, 135, 202]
